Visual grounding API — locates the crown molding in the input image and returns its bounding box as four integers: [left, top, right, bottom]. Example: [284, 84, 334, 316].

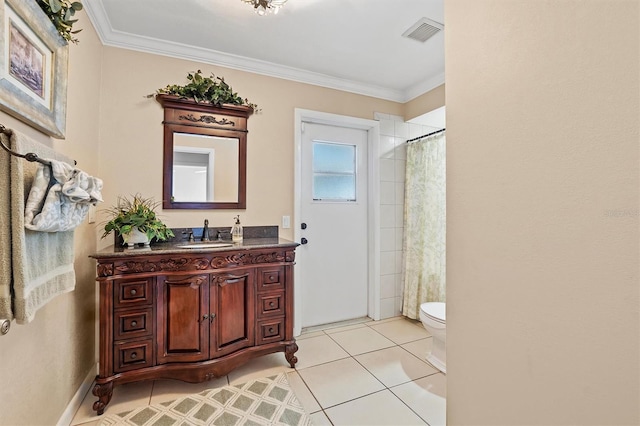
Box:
[403, 72, 445, 103]
[84, 2, 434, 104]
[83, 0, 110, 44]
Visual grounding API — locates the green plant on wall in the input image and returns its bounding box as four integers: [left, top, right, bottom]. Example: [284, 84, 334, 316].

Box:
[37, 0, 83, 44]
[149, 70, 259, 111]
[102, 194, 174, 242]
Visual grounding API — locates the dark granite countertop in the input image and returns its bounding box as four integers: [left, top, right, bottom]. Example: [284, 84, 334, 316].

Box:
[90, 237, 299, 259]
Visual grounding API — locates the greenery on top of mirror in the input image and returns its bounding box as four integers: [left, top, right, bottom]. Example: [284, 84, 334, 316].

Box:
[37, 0, 83, 44]
[149, 70, 259, 111]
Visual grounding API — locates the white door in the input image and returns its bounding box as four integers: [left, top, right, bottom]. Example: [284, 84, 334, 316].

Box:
[299, 122, 369, 328]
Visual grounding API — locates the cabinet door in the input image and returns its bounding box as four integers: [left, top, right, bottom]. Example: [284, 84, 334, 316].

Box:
[210, 268, 255, 358]
[157, 274, 209, 364]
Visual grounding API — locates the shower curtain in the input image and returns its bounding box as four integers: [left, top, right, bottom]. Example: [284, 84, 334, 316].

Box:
[402, 132, 446, 319]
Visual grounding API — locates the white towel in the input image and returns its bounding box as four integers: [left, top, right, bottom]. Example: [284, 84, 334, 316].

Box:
[24, 159, 103, 232]
[0, 130, 78, 324]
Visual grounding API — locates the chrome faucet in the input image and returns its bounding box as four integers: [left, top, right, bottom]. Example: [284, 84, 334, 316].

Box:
[201, 219, 210, 241]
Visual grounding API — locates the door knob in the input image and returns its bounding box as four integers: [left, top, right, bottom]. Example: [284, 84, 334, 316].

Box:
[301, 237, 308, 244]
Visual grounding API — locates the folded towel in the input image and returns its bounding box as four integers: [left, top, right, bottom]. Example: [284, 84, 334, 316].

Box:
[24, 159, 103, 232]
[0, 130, 77, 324]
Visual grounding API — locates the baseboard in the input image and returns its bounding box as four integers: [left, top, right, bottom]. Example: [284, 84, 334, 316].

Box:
[57, 364, 97, 426]
[301, 316, 373, 334]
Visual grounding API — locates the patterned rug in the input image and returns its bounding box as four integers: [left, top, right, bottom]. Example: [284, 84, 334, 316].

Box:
[98, 373, 313, 426]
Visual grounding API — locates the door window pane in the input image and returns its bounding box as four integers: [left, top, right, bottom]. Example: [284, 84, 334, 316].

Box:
[312, 142, 356, 201]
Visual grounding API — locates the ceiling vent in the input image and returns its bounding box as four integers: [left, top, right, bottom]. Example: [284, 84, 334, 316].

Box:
[402, 17, 443, 43]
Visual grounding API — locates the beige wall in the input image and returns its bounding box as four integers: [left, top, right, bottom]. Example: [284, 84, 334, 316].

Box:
[446, 1, 639, 424]
[404, 84, 445, 121]
[96, 47, 403, 246]
[0, 15, 103, 425]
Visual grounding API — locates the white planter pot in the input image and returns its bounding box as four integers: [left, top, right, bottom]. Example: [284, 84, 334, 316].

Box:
[123, 227, 150, 247]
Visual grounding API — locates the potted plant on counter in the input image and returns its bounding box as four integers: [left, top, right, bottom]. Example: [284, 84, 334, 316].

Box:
[102, 194, 174, 247]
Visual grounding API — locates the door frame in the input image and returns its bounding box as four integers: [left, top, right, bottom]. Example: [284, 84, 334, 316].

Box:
[293, 108, 381, 336]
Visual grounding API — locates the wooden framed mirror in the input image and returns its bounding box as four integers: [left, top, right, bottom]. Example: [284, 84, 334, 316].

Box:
[157, 94, 253, 209]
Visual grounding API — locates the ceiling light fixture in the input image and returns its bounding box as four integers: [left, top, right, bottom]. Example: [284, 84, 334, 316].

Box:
[241, 0, 287, 16]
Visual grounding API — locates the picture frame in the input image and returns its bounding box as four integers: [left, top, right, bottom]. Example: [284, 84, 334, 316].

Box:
[0, 0, 68, 139]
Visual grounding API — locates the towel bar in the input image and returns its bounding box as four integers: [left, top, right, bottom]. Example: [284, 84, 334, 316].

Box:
[0, 319, 10, 335]
[0, 124, 77, 166]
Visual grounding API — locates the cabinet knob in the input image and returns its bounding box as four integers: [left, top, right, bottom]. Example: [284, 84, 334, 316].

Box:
[202, 314, 209, 321]
[269, 276, 275, 281]
[131, 320, 137, 327]
[130, 352, 137, 359]
[268, 327, 274, 333]
[130, 289, 137, 296]
[269, 301, 275, 308]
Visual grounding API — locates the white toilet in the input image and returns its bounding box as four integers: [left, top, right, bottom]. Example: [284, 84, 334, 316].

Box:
[419, 302, 446, 373]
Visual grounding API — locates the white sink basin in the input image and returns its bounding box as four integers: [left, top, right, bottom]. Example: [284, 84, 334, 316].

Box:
[175, 242, 233, 249]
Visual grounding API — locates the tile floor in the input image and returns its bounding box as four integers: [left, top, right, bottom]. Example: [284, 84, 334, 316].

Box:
[71, 316, 445, 426]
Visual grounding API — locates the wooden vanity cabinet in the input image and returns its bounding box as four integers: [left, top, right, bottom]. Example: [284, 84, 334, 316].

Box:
[90, 246, 298, 415]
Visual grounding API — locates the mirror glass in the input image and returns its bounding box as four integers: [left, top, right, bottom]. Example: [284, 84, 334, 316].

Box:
[172, 133, 239, 203]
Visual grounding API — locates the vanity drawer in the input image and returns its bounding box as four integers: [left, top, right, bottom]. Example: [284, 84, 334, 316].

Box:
[114, 278, 153, 308]
[114, 339, 153, 373]
[256, 317, 285, 345]
[257, 267, 284, 292]
[257, 292, 285, 318]
[114, 308, 153, 341]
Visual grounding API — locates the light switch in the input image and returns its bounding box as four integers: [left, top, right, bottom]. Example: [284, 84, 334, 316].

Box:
[88, 205, 96, 224]
[282, 215, 290, 229]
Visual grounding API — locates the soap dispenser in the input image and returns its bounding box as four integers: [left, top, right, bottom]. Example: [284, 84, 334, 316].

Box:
[231, 215, 243, 242]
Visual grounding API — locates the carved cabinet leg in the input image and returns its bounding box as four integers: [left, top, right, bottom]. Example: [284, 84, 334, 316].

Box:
[285, 342, 299, 368]
[92, 381, 114, 415]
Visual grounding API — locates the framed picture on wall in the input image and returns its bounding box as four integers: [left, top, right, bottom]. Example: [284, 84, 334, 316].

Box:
[0, 0, 68, 139]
